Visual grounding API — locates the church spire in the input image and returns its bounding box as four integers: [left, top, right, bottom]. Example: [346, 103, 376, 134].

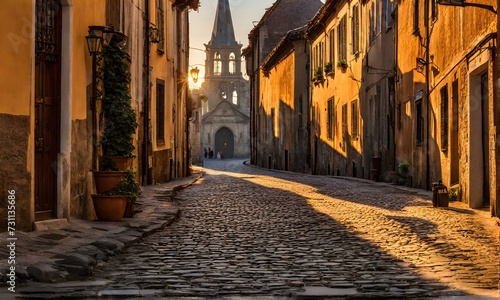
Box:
[209, 0, 237, 46]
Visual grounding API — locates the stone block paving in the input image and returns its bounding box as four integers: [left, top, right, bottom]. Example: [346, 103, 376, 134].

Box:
[15, 160, 499, 299]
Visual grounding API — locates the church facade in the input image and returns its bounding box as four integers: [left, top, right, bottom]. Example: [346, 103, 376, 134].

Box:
[201, 0, 250, 159]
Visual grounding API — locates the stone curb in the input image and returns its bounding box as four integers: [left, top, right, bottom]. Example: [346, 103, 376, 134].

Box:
[1, 171, 202, 285]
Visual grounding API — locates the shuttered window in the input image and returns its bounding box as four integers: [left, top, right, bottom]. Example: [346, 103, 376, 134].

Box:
[337, 15, 347, 62]
[352, 5, 359, 55]
[156, 79, 165, 144]
[440, 85, 449, 151]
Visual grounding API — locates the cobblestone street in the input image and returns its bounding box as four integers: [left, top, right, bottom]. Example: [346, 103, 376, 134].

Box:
[19, 159, 499, 299]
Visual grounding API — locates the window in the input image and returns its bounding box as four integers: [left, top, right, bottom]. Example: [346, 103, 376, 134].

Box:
[106, 0, 122, 31]
[352, 5, 360, 55]
[156, 0, 165, 52]
[413, 0, 420, 34]
[327, 98, 334, 140]
[369, 3, 374, 43]
[431, 0, 438, 21]
[214, 52, 222, 75]
[156, 79, 165, 144]
[383, 0, 395, 29]
[329, 28, 335, 65]
[342, 104, 348, 150]
[351, 100, 359, 140]
[229, 52, 236, 74]
[416, 100, 423, 145]
[376, 0, 381, 35]
[232, 90, 238, 105]
[440, 85, 449, 151]
[338, 15, 347, 62]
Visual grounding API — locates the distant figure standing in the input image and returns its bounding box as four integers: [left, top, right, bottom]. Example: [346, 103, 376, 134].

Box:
[220, 151, 224, 160]
[209, 148, 213, 159]
[217, 151, 221, 160]
[204, 147, 208, 159]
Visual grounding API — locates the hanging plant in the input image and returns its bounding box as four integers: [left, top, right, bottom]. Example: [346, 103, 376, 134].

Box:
[100, 35, 138, 158]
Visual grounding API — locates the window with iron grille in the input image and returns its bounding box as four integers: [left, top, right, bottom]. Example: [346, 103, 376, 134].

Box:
[440, 85, 449, 151]
[156, 0, 165, 52]
[156, 79, 165, 144]
[327, 98, 334, 140]
[337, 15, 347, 62]
[352, 5, 359, 55]
[106, 0, 122, 32]
[351, 100, 359, 140]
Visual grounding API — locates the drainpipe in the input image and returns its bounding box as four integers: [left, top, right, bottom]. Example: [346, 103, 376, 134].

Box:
[143, 0, 150, 185]
[425, 0, 431, 190]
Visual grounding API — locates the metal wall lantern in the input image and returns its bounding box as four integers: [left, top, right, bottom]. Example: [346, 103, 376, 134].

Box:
[85, 25, 115, 56]
[190, 67, 200, 83]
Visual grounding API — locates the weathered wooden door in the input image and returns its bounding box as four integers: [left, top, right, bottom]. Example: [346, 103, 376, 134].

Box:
[34, 0, 61, 221]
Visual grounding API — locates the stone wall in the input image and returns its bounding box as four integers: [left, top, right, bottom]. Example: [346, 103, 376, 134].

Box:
[0, 114, 31, 232]
[70, 119, 94, 220]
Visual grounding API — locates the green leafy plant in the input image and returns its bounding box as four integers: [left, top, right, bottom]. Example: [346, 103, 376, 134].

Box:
[397, 162, 409, 175]
[100, 35, 138, 158]
[337, 59, 348, 69]
[312, 66, 324, 82]
[199, 94, 208, 102]
[449, 186, 460, 201]
[324, 62, 333, 74]
[114, 171, 141, 202]
[99, 156, 118, 171]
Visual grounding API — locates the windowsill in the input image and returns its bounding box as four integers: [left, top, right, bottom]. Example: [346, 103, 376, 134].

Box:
[157, 139, 165, 147]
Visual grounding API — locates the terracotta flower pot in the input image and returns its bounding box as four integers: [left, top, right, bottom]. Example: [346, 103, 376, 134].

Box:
[110, 156, 131, 171]
[93, 171, 126, 194]
[123, 199, 136, 218]
[91, 195, 127, 221]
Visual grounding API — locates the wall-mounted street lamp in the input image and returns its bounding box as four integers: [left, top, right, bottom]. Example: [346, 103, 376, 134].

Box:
[85, 25, 115, 170]
[190, 67, 200, 83]
[436, 0, 496, 13]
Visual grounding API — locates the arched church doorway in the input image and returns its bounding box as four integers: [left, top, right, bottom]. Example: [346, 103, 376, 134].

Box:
[215, 127, 234, 158]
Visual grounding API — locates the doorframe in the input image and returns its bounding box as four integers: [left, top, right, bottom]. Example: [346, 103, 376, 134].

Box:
[467, 53, 490, 209]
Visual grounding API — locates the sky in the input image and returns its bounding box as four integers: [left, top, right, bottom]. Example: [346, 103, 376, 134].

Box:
[187, 0, 278, 88]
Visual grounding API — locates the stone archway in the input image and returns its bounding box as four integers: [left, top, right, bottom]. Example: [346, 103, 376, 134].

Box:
[215, 127, 234, 158]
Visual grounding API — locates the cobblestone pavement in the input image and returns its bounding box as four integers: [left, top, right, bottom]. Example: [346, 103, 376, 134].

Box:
[18, 159, 499, 299]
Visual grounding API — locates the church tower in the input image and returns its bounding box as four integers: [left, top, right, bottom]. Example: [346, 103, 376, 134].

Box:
[201, 0, 249, 159]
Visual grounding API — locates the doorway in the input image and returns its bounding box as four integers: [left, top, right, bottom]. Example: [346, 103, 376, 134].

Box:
[215, 127, 234, 158]
[34, 0, 62, 221]
[468, 68, 489, 209]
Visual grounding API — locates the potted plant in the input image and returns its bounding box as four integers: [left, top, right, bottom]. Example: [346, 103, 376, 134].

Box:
[397, 162, 410, 185]
[100, 33, 138, 171]
[92, 34, 138, 221]
[325, 62, 334, 77]
[117, 170, 141, 218]
[312, 66, 324, 84]
[337, 59, 348, 71]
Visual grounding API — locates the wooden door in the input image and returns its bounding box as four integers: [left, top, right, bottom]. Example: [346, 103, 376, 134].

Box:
[34, 0, 61, 221]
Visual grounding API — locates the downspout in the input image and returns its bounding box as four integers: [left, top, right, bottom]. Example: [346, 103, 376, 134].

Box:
[425, 0, 431, 190]
[186, 9, 191, 175]
[143, 0, 150, 185]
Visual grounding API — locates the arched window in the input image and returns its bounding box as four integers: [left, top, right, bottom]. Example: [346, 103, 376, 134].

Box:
[229, 52, 236, 74]
[214, 52, 222, 75]
[232, 90, 238, 105]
